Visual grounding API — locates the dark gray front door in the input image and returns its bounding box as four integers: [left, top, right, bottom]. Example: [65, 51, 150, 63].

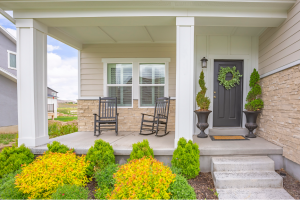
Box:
[213, 60, 243, 127]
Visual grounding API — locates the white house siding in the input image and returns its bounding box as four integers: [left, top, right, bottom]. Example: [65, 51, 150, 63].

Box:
[259, 0, 300, 75]
[80, 43, 176, 98]
[47, 98, 57, 118]
[195, 35, 259, 130]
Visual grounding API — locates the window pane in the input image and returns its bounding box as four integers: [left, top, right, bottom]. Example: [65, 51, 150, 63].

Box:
[139, 63, 165, 84]
[140, 86, 164, 106]
[107, 63, 132, 84]
[108, 86, 132, 107]
[10, 53, 16, 68]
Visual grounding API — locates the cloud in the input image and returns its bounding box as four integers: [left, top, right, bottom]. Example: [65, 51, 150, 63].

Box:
[47, 44, 60, 52]
[6, 28, 16, 38]
[47, 52, 78, 101]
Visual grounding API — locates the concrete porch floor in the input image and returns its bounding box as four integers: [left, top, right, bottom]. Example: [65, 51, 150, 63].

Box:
[30, 131, 284, 171]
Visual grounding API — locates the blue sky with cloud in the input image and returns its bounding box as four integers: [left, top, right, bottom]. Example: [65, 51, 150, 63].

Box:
[0, 11, 78, 101]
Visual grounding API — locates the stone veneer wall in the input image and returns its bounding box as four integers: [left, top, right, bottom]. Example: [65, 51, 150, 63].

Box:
[78, 99, 175, 132]
[256, 64, 300, 165]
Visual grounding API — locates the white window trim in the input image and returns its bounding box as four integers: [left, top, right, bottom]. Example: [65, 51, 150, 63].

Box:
[102, 58, 170, 108]
[7, 50, 17, 70]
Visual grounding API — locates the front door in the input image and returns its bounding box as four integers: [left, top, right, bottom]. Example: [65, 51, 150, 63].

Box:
[213, 60, 243, 127]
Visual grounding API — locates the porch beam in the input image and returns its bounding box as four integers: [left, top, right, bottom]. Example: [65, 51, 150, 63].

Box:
[175, 17, 195, 147]
[16, 19, 49, 147]
[48, 27, 83, 50]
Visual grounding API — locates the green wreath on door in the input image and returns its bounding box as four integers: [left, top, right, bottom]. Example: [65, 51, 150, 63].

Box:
[218, 66, 242, 90]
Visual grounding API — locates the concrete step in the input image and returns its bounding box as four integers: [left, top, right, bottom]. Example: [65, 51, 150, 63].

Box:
[213, 171, 283, 189]
[212, 156, 275, 172]
[217, 188, 294, 200]
[209, 128, 248, 136]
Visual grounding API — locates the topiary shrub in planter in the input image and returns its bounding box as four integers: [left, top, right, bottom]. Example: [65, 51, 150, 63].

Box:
[128, 139, 154, 161]
[85, 139, 115, 177]
[15, 151, 90, 199]
[108, 157, 176, 199]
[195, 70, 211, 138]
[0, 144, 34, 178]
[46, 141, 74, 154]
[171, 138, 200, 179]
[167, 174, 197, 199]
[244, 68, 264, 138]
[51, 184, 89, 199]
[0, 169, 28, 199]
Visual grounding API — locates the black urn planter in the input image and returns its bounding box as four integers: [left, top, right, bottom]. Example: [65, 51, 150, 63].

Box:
[243, 110, 261, 138]
[194, 110, 212, 138]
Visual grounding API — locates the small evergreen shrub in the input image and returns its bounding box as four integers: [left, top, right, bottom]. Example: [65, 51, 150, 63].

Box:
[196, 70, 210, 110]
[245, 68, 264, 111]
[51, 184, 89, 199]
[0, 169, 28, 199]
[168, 174, 197, 199]
[85, 139, 115, 177]
[46, 141, 74, 153]
[171, 138, 200, 179]
[128, 139, 154, 161]
[108, 157, 176, 199]
[15, 151, 90, 199]
[95, 163, 119, 189]
[170, 166, 182, 175]
[0, 144, 34, 178]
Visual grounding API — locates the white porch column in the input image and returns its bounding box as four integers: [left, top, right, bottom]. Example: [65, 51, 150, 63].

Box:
[175, 17, 195, 147]
[16, 19, 49, 147]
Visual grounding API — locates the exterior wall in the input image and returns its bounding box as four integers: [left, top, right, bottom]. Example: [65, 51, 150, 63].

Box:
[196, 35, 259, 130]
[47, 98, 58, 118]
[256, 65, 300, 165]
[259, 0, 300, 75]
[78, 99, 175, 132]
[0, 74, 18, 127]
[0, 30, 17, 76]
[80, 43, 176, 97]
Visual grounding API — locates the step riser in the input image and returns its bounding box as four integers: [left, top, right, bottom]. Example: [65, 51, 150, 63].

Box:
[214, 177, 283, 189]
[213, 163, 275, 172]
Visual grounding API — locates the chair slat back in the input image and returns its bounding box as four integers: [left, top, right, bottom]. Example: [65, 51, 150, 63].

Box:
[154, 97, 170, 119]
[98, 97, 117, 119]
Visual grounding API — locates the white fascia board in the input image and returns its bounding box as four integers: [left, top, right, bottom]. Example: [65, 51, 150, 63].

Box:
[0, 67, 17, 82]
[48, 27, 82, 50]
[0, 8, 15, 24]
[0, 25, 16, 44]
[102, 58, 171, 63]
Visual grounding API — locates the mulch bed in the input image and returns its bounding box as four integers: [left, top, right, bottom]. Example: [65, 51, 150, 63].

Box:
[276, 169, 300, 199]
[86, 178, 97, 199]
[188, 172, 218, 200]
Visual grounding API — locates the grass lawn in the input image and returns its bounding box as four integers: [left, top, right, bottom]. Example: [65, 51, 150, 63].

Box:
[50, 116, 78, 122]
[0, 133, 17, 145]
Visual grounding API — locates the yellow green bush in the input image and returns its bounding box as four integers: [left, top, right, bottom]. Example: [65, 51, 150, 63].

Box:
[108, 157, 176, 199]
[15, 151, 90, 199]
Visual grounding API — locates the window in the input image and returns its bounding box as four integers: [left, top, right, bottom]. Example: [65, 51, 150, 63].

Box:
[52, 92, 56, 97]
[139, 63, 165, 106]
[107, 63, 133, 107]
[7, 50, 16, 70]
[103, 58, 170, 108]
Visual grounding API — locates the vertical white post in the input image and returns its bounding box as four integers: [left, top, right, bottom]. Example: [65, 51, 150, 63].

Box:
[175, 17, 195, 147]
[16, 19, 49, 147]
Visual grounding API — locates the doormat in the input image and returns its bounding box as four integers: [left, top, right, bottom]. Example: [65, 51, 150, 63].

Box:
[210, 135, 249, 141]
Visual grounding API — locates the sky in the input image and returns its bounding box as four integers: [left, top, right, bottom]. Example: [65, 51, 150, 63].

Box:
[0, 11, 78, 101]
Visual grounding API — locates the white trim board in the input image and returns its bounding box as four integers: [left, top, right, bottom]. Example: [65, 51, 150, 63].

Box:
[0, 67, 17, 82]
[260, 59, 300, 79]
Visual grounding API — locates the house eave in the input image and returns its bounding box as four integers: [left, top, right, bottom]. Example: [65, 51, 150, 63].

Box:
[0, 67, 17, 82]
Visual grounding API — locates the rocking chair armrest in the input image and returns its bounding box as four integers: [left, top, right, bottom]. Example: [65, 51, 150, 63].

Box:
[141, 113, 155, 117]
[93, 113, 99, 116]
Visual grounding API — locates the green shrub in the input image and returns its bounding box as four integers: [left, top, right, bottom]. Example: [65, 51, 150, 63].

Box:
[95, 163, 119, 189]
[85, 139, 115, 177]
[94, 186, 112, 199]
[0, 144, 34, 178]
[196, 70, 210, 110]
[0, 169, 28, 199]
[168, 174, 197, 200]
[48, 123, 78, 138]
[245, 68, 264, 111]
[128, 139, 154, 161]
[46, 141, 74, 153]
[51, 184, 89, 199]
[170, 166, 182, 175]
[171, 138, 200, 179]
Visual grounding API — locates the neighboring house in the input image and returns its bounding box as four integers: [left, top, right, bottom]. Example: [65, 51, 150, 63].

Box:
[1, 0, 300, 180]
[47, 87, 58, 119]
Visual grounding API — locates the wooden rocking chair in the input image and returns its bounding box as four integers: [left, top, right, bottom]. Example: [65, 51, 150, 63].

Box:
[93, 97, 118, 136]
[139, 97, 170, 137]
